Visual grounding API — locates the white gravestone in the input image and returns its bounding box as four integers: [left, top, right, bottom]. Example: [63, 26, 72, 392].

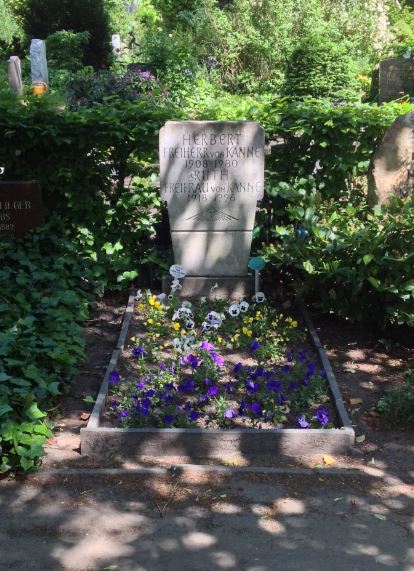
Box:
[112, 34, 121, 57]
[7, 56, 23, 95]
[30, 39, 49, 86]
[160, 121, 264, 276]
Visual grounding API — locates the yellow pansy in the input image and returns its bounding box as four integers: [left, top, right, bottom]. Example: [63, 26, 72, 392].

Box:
[146, 318, 154, 325]
[172, 322, 180, 331]
[148, 296, 156, 306]
[154, 301, 161, 309]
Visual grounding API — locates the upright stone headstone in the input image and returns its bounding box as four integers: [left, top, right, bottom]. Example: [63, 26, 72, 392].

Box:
[159, 121, 264, 282]
[30, 39, 49, 87]
[112, 34, 121, 57]
[7, 56, 23, 95]
[368, 110, 414, 205]
[379, 58, 414, 103]
[0, 181, 44, 238]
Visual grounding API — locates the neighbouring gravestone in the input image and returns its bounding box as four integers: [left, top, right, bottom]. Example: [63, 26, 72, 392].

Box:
[368, 110, 414, 205]
[0, 181, 44, 238]
[30, 39, 49, 90]
[379, 58, 414, 103]
[160, 120, 264, 285]
[7, 56, 23, 95]
[112, 34, 121, 57]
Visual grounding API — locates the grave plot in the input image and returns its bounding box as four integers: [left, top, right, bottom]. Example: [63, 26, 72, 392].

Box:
[81, 290, 354, 463]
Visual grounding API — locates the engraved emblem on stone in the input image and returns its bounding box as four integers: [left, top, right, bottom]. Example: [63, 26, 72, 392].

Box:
[185, 205, 239, 222]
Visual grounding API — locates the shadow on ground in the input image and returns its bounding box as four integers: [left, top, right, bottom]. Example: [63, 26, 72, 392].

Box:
[1, 302, 413, 571]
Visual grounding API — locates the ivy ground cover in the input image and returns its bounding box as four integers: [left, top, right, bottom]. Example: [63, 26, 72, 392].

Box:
[106, 291, 336, 431]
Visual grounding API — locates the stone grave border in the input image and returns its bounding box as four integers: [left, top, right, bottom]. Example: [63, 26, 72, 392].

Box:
[80, 290, 355, 462]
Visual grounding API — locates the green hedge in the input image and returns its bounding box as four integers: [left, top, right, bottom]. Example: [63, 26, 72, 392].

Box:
[0, 95, 175, 287]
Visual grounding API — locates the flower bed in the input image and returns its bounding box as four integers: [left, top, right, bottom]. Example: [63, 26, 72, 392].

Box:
[106, 291, 336, 431]
[81, 290, 354, 463]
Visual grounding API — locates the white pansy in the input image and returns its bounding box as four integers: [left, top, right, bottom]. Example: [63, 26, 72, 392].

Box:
[202, 321, 212, 331]
[206, 311, 220, 323]
[173, 337, 183, 352]
[239, 300, 249, 312]
[253, 291, 266, 303]
[185, 318, 195, 330]
[135, 289, 143, 300]
[157, 293, 167, 302]
[183, 334, 197, 349]
[177, 307, 193, 319]
[200, 296, 207, 304]
[181, 301, 192, 308]
[228, 304, 240, 317]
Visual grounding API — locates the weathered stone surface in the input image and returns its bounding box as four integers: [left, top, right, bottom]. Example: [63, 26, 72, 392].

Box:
[368, 110, 414, 205]
[159, 121, 264, 276]
[30, 39, 49, 86]
[162, 275, 255, 300]
[379, 58, 414, 104]
[7, 56, 23, 95]
[171, 230, 252, 276]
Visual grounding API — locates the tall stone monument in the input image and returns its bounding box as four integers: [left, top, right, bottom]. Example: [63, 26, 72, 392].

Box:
[160, 121, 264, 297]
[7, 56, 23, 95]
[30, 39, 49, 88]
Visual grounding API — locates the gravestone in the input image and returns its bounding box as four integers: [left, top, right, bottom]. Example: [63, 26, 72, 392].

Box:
[368, 110, 414, 205]
[0, 181, 44, 238]
[112, 34, 121, 57]
[379, 58, 414, 103]
[159, 120, 264, 297]
[7, 56, 23, 95]
[30, 39, 49, 87]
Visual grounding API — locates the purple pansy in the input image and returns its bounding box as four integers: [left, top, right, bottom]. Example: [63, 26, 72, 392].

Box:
[109, 371, 120, 385]
[298, 414, 310, 429]
[132, 346, 145, 359]
[224, 408, 237, 419]
[315, 406, 329, 427]
[201, 340, 215, 351]
[249, 339, 261, 354]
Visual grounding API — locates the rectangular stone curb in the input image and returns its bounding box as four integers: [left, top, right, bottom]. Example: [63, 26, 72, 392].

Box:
[81, 291, 355, 462]
[116, 290, 136, 350]
[297, 300, 354, 433]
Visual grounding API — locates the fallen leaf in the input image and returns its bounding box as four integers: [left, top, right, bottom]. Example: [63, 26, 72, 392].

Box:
[349, 398, 363, 406]
[323, 455, 336, 466]
[356, 434, 366, 443]
[374, 513, 387, 521]
[334, 497, 343, 502]
[79, 412, 91, 421]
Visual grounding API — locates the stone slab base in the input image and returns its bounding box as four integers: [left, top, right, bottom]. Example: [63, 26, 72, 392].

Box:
[171, 231, 253, 276]
[81, 426, 355, 463]
[162, 275, 254, 300]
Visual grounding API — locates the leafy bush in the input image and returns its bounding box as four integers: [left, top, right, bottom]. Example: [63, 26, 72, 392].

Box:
[46, 30, 90, 72]
[66, 67, 163, 108]
[283, 35, 359, 100]
[377, 370, 414, 427]
[261, 192, 414, 327]
[0, 222, 92, 472]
